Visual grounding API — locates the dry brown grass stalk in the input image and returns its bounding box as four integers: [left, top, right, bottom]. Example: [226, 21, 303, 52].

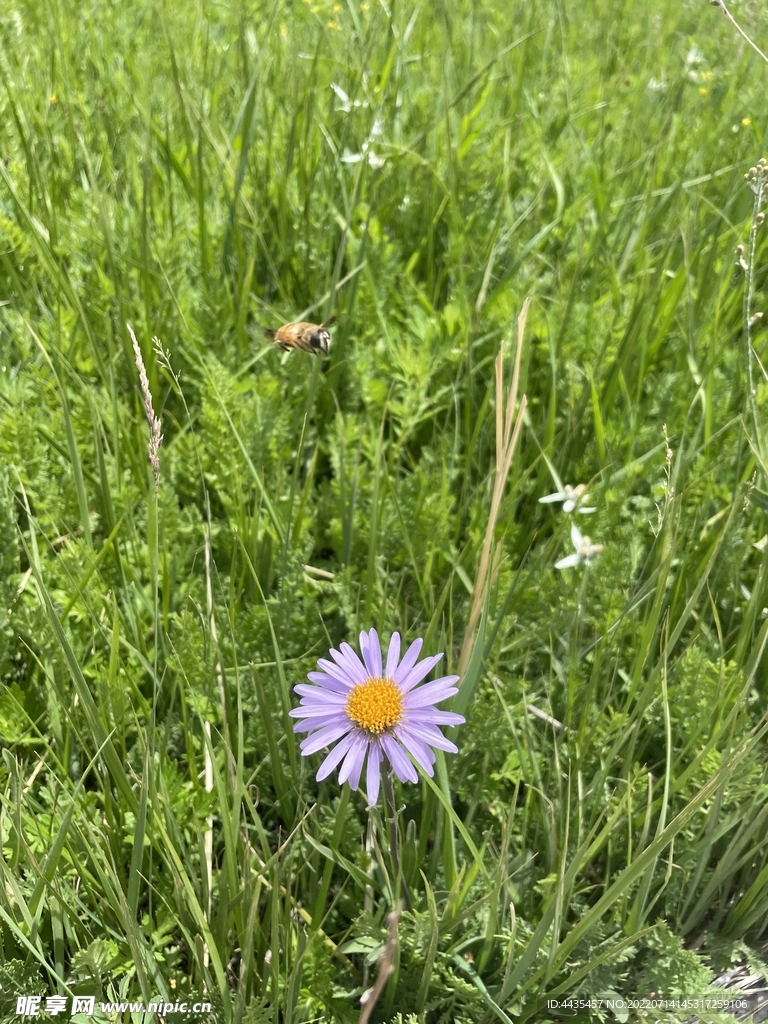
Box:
[711, 0, 768, 66]
[457, 297, 531, 680]
[127, 323, 163, 486]
[357, 904, 401, 1024]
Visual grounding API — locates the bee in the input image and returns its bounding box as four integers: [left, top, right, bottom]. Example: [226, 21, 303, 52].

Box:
[259, 316, 337, 356]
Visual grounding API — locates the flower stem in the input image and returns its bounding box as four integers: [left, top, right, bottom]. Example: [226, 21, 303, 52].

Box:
[745, 168, 765, 459]
[381, 767, 411, 910]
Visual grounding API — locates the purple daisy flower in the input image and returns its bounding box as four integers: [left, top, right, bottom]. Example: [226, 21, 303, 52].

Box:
[291, 629, 465, 807]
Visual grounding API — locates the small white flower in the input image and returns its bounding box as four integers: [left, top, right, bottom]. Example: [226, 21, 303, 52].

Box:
[685, 46, 704, 67]
[555, 525, 604, 570]
[340, 111, 386, 170]
[331, 83, 351, 111]
[331, 83, 366, 113]
[740, 583, 768, 619]
[539, 483, 596, 514]
[341, 142, 385, 169]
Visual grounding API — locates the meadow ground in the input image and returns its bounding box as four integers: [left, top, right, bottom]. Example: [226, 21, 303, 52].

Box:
[1, 0, 768, 1021]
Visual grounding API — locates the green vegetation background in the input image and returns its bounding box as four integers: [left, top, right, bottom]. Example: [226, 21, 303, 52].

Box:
[1, 0, 768, 1021]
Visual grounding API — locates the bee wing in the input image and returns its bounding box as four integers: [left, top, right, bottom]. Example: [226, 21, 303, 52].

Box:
[257, 325, 277, 341]
[320, 315, 338, 329]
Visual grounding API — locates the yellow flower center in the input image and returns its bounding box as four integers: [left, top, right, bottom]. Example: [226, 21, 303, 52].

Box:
[345, 677, 404, 734]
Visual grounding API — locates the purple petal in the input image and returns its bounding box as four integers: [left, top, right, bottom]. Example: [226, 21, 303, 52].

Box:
[393, 637, 423, 686]
[369, 629, 382, 676]
[293, 704, 347, 719]
[347, 748, 367, 791]
[405, 680, 460, 708]
[316, 659, 357, 687]
[360, 628, 382, 677]
[408, 708, 466, 726]
[394, 727, 437, 774]
[419, 745, 436, 766]
[294, 696, 347, 709]
[338, 734, 368, 789]
[401, 721, 458, 754]
[404, 674, 460, 705]
[380, 734, 418, 784]
[307, 670, 352, 693]
[398, 653, 444, 693]
[290, 703, 349, 719]
[294, 684, 348, 702]
[299, 721, 352, 755]
[358, 631, 373, 676]
[327, 646, 359, 679]
[385, 633, 401, 678]
[366, 743, 382, 807]
[417, 673, 460, 690]
[393, 724, 436, 765]
[293, 713, 347, 733]
[338, 643, 368, 681]
[316, 733, 356, 780]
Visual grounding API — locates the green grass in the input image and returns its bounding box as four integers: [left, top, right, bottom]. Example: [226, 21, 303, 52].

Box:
[2, 0, 768, 1021]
